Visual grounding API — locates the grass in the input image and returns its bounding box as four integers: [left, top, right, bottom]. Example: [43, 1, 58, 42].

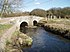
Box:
[0, 24, 12, 37]
[5, 31, 21, 52]
[47, 18, 70, 24]
[44, 18, 70, 39]
[5, 30, 33, 52]
[47, 18, 70, 29]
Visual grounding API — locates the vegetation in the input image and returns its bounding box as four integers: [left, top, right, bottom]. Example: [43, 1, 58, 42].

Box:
[1, 12, 30, 17]
[30, 9, 46, 17]
[0, 7, 70, 18]
[0, 24, 12, 37]
[30, 7, 70, 18]
[44, 19, 70, 39]
[5, 31, 33, 52]
[47, 7, 70, 18]
[0, 11, 30, 17]
[0, 0, 23, 17]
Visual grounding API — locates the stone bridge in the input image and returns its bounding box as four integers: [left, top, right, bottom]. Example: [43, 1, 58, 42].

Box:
[0, 16, 46, 51]
[0, 16, 46, 28]
[15, 16, 45, 28]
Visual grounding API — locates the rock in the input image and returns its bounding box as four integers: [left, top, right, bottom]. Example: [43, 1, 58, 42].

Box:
[25, 38, 33, 46]
[18, 38, 23, 45]
[0, 18, 1, 20]
[5, 32, 33, 52]
[17, 33, 33, 46]
[64, 31, 70, 39]
[10, 49, 22, 52]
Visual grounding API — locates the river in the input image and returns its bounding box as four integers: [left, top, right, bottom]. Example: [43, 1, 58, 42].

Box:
[22, 27, 70, 52]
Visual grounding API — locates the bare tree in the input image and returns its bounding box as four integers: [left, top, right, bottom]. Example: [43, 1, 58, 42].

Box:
[0, 0, 23, 17]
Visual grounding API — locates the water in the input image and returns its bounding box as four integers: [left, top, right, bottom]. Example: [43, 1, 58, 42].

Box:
[22, 27, 70, 52]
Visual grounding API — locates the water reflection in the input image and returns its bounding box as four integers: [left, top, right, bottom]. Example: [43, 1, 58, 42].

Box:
[20, 26, 27, 34]
[22, 27, 70, 52]
[20, 21, 28, 34]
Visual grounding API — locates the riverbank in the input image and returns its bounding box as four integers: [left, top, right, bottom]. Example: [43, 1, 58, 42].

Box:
[43, 19, 70, 39]
[5, 31, 33, 52]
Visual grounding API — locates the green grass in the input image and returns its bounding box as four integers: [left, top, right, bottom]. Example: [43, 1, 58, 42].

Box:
[0, 24, 12, 37]
[45, 18, 70, 39]
[47, 19, 70, 25]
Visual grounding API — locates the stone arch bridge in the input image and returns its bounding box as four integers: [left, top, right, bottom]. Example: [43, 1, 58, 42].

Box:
[0, 16, 46, 51]
[15, 16, 45, 27]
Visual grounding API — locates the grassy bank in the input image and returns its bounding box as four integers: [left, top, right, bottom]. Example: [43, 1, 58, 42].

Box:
[5, 31, 33, 52]
[43, 19, 70, 39]
[0, 24, 12, 37]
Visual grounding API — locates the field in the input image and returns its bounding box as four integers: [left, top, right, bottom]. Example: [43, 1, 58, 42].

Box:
[0, 24, 12, 37]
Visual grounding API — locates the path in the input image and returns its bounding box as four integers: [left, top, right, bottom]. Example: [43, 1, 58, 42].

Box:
[0, 23, 17, 52]
[0, 17, 16, 24]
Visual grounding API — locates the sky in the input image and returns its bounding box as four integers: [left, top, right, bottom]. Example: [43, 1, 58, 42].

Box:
[19, 0, 70, 12]
[1, 0, 69, 12]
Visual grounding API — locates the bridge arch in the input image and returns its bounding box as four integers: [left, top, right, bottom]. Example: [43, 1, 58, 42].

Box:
[20, 21, 28, 27]
[17, 16, 45, 28]
[20, 21, 28, 33]
[33, 20, 38, 26]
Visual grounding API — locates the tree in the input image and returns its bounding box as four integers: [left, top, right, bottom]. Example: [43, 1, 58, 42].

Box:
[0, 0, 23, 17]
[30, 9, 47, 17]
[47, 7, 70, 18]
